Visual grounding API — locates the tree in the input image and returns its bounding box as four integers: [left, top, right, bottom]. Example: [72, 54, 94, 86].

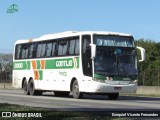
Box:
[136, 39, 160, 86]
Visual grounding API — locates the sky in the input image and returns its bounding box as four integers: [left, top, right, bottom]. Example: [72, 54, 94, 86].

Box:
[0, 0, 160, 53]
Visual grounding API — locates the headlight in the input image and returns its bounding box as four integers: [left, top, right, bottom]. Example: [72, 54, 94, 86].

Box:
[93, 78, 105, 83]
[130, 80, 138, 84]
[106, 77, 113, 81]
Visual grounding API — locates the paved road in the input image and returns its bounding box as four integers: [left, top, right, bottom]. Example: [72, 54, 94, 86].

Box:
[0, 89, 160, 111]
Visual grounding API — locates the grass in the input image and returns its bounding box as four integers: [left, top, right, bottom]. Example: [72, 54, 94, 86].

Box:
[0, 103, 130, 120]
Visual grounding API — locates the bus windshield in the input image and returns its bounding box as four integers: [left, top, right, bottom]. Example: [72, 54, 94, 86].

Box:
[94, 47, 137, 77]
[93, 35, 137, 77]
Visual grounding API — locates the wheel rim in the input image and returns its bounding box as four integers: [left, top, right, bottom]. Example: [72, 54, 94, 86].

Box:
[73, 84, 79, 97]
[30, 82, 33, 93]
[23, 82, 27, 92]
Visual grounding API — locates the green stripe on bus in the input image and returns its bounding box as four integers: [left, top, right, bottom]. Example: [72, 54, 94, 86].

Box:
[13, 57, 79, 70]
[38, 70, 43, 80]
[27, 61, 30, 69]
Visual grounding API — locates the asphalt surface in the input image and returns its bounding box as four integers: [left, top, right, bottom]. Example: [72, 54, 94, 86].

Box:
[0, 89, 160, 111]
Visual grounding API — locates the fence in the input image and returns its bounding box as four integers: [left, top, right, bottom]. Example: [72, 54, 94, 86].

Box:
[0, 71, 12, 83]
[138, 70, 160, 86]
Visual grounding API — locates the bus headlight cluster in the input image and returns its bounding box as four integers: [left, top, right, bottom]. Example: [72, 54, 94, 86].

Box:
[93, 78, 105, 83]
[106, 77, 113, 81]
[129, 80, 138, 84]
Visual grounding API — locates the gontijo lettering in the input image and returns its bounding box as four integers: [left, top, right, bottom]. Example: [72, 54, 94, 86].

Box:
[56, 60, 72, 67]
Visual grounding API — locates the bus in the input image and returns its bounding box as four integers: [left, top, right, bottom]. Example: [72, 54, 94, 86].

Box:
[12, 31, 145, 100]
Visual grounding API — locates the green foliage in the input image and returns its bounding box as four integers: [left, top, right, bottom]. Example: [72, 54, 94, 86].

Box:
[136, 39, 160, 86]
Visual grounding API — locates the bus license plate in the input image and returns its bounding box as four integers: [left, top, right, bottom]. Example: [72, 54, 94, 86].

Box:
[114, 87, 122, 90]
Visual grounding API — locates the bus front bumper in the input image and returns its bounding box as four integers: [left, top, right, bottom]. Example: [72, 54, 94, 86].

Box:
[84, 81, 137, 93]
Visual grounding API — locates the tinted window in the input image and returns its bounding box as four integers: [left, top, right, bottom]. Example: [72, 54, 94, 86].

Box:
[52, 41, 57, 56]
[57, 37, 80, 56]
[36, 43, 42, 57]
[21, 44, 29, 59]
[58, 40, 68, 56]
[29, 43, 37, 58]
[15, 45, 22, 59]
[75, 39, 79, 55]
[46, 42, 52, 57]
[41, 43, 46, 57]
[15, 36, 79, 60]
[69, 40, 75, 55]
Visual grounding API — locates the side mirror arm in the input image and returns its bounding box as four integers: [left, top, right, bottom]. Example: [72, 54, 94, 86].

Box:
[136, 46, 146, 62]
[90, 44, 96, 59]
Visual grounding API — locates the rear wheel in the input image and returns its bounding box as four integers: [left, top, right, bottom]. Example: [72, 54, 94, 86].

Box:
[28, 79, 42, 95]
[23, 80, 29, 95]
[28, 79, 42, 96]
[108, 93, 119, 100]
[28, 79, 35, 95]
[72, 80, 83, 99]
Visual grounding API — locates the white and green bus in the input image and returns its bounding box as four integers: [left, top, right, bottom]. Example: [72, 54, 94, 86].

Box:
[13, 31, 145, 100]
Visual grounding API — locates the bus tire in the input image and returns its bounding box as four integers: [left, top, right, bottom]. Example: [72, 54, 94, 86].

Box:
[23, 80, 29, 95]
[107, 93, 119, 100]
[28, 79, 36, 96]
[54, 91, 69, 97]
[72, 80, 83, 99]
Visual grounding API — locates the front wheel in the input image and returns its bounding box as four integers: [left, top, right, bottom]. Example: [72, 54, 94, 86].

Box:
[72, 80, 83, 99]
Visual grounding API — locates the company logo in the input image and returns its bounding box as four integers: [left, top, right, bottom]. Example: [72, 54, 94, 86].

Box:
[56, 60, 73, 67]
[6, 4, 18, 13]
[2, 112, 11, 117]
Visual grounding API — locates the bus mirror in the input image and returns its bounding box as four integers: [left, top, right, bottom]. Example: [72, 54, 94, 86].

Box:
[90, 44, 96, 59]
[136, 46, 146, 62]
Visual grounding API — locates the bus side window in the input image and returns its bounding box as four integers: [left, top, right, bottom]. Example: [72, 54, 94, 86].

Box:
[75, 39, 79, 55]
[41, 43, 46, 57]
[58, 40, 68, 56]
[68, 37, 79, 55]
[46, 42, 53, 57]
[52, 41, 57, 56]
[21, 44, 29, 59]
[15, 44, 22, 59]
[36, 43, 42, 58]
[69, 39, 75, 55]
[29, 43, 37, 58]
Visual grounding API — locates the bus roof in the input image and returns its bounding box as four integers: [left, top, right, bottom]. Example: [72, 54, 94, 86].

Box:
[15, 31, 132, 44]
